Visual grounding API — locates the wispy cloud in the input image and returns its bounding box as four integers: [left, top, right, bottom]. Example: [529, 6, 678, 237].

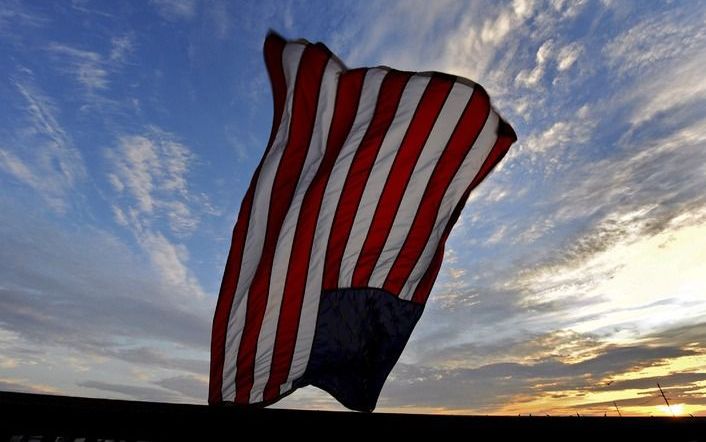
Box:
[154, 374, 208, 400]
[556, 42, 582, 72]
[15, 81, 73, 157]
[511, 105, 594, 164]
[140, 230, 206, 299]
[69, 0, 114, 17]
[206, 0, 233, 39]
[106, 129, 213, 300]
[107, 129, 203, 235]
[150, 0, 198, 22]
[0, 150, 41, 190]
[515, 39, 555, 88]
[0, 378, 61, 395]
[604, 9, 706, 129]
[0, 0, 46, 34]
[110, 34, 135, 63]
[603, 8, 705, 77]
[0, 79, 85, 210]
[513, 218, 706, 332]
[46, 34, 137, 94]
[47, 43, 110, 91]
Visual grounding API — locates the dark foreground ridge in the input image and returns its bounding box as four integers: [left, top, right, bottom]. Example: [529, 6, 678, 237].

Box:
[2, 391, 705, 441]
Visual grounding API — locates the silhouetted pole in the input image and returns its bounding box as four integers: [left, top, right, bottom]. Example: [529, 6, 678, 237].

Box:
[657, 383, 675, 417]
[613, 401, 622, 417]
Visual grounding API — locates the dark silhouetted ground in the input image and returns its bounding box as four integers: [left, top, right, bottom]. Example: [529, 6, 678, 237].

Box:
[1, 391, 704, 441]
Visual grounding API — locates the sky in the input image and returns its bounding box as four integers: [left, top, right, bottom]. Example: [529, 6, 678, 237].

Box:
[1, 0, 705, 417]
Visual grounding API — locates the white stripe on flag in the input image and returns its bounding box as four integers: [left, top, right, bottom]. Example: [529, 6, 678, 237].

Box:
[221, 42, 305, 401]
[399, 110, 500, 300]
[249, 58, 343, 403]
[367, 82, 474, 288]
[337, 75, 431, 288]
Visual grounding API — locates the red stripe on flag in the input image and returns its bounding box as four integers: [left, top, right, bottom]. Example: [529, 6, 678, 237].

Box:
[322, 70, 412, 290]
[234, 43, 332, 404]
[351, 74, 455, 287]
[208, 33, 286, 404]
[262, 69, 368, 402]
[411, 119, 517, 304]
[383, 86, 491, 296]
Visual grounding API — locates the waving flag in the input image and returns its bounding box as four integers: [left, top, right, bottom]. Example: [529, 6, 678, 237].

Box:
[209, 32, 516, 412]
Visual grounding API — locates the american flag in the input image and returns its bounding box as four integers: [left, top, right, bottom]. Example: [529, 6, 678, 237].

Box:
[209, 32, 516, 412]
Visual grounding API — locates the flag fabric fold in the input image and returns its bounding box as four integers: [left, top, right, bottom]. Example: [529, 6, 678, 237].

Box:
[209, 31, 517, 412]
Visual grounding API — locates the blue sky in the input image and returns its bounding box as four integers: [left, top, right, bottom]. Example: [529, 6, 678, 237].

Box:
[1, 0, 706, 415]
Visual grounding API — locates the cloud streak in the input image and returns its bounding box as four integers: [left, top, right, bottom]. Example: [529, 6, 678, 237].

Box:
[0, 79, 85, 210]
[106, 128, 214, 299]
[150, 0, 198, 22]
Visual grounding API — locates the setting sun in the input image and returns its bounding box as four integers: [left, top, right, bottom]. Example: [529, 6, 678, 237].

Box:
[657, 403, 684, 417]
